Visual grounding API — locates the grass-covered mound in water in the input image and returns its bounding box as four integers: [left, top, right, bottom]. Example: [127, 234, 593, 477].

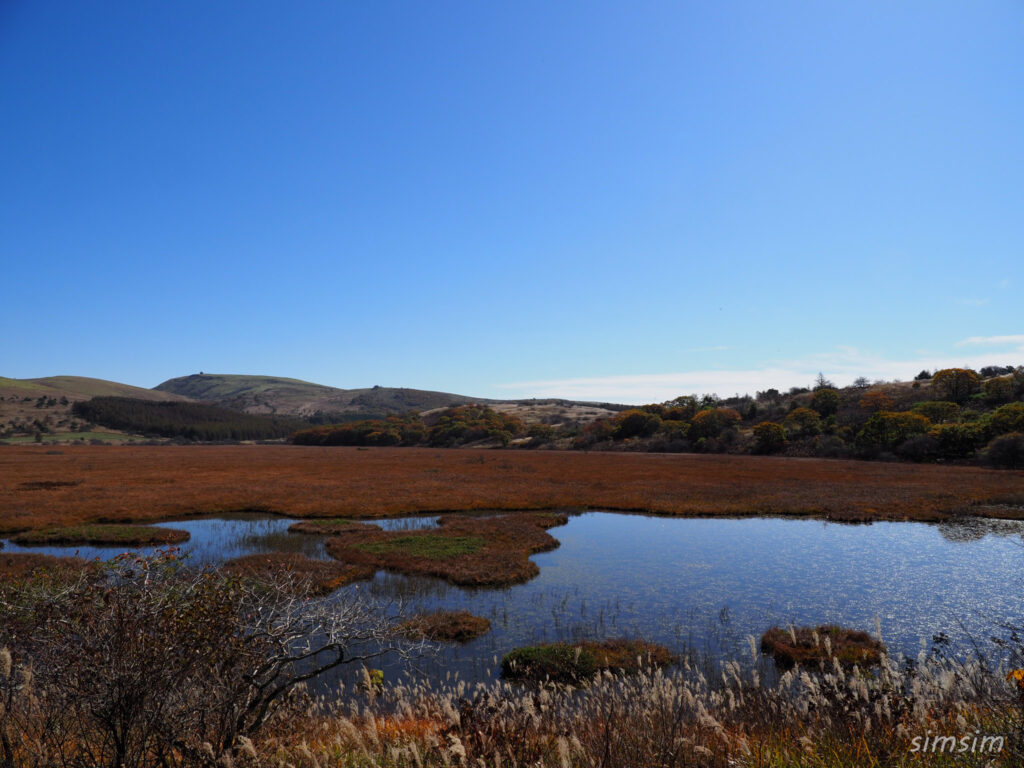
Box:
[501, 639, 677, 683]
[324, 512, 567, 587]
[221, 553, 374, 596]
[288, 518, 380, 535]
[9, 524, 190, 547]
[761, 625, 885, 669]
[398, 610, 491, 642]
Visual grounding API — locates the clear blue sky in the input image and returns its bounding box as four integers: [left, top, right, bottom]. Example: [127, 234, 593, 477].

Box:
[2, 1, 1022, 403]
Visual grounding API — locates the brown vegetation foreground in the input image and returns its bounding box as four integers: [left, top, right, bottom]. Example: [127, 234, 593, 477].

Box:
[1, 445, 1023, 533]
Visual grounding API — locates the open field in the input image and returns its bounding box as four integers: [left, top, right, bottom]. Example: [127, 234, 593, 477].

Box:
[1, 445, 1023, 534]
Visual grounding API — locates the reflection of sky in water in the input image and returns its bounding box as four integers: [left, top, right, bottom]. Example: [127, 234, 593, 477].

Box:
[0, 514, 327, 566]
[5, 511, 1024, 688]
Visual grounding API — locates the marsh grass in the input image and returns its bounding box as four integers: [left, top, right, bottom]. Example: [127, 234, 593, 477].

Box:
[761, 625, 885, 669]
[501, 638, 678, 683]
[9, 523, 190, 546]
[356, 535, 485, 559]
[4, 446, 1024, 533]
[398, 610, 492, 642]
[327, 512, 567, 586]
[259, 644, 1024, 767]
[221, 552, 375, 595]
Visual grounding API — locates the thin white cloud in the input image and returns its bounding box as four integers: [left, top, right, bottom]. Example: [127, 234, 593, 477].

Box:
[498, 345, 1024, 404]
[956, 335, 1024, 347]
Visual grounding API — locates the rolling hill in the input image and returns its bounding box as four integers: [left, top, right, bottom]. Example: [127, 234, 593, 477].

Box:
[153, 373, 486, 420]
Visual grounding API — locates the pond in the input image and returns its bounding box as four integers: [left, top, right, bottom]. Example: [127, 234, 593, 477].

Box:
[5, 511, 1024, 687]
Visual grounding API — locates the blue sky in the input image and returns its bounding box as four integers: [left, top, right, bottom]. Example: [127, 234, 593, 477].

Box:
[2, 1, 1022, 403]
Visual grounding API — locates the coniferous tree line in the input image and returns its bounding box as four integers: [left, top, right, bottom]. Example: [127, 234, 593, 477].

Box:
[72, 397, 308, 441]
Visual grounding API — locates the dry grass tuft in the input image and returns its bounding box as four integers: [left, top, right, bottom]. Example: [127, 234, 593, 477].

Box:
[398, 610, 492, 642]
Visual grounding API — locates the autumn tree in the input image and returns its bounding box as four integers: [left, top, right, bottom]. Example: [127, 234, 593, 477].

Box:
[931, 368, 981, 403]
[782, 407, 822, 439]
[612, 409, 662, 440]
[858, 390, 894, 413]
[688, 408, 741, 439]
[752, 422, 787, 454]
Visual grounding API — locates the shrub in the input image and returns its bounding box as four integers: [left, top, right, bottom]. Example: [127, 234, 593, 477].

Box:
[0, 552, 403, 767]
[857, 411, 931, 452]
[783, 407, 822, 439]
[752, 421, 787, 454]
[991, 402, 1024, 436]
[612, 409, 662, 440]
[986, 432, 1024, 469]
[689, 408, 741, 440]
[896, 434, 939, 462]
[928, 422, 984, 459]
[911, 400, 961, 424]
[983, 376, 1017, 404]
[810, 387, 840, 417]
[858, 390, 895, 412]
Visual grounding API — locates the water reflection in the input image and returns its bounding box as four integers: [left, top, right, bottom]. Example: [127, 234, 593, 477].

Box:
[4, 511, 1024, 688]
[0, 514, 328, 566]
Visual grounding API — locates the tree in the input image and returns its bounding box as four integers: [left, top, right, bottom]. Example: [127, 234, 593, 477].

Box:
[783, 407, 822, 439]
[991, 402, 1024, 436]
[858, 390, 894, 412]
[813, 373, 835, 390]
[931, 368, 981, 403]
[910, 401, 960, 424]
[752, 422, 787, 454]
[809, 388, 840, 417]
[928, 423, 983, 459]
[983, 376, 1016, 404]
[856, 411, 931, 452]
[0, 552, 413, 767]
[612, 409, 662, 440]
[689, 408, 741, 439]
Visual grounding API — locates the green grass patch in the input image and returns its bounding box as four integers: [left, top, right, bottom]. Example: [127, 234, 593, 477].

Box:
[355, 535, 484, 560]
[10, 524, 190, 547]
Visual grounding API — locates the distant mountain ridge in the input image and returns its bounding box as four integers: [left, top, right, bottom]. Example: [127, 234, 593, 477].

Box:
[1, 376, 188, 403]
[153, 373, 495, 419]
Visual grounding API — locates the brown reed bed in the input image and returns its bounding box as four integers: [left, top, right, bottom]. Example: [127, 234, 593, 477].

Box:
[0, 552, 89, 579]
[397, 610, 492, 642]
[324, 512, 566, 586]
[220, 552, 375, 596]
[501, 638, 678, 683]
[760, 624, 885, 669]
[1, 445, 1023, 534]
[9, 523, 189, 546]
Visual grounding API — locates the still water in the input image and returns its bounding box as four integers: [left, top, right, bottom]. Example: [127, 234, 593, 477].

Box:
[5, 511, 1024, 685]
